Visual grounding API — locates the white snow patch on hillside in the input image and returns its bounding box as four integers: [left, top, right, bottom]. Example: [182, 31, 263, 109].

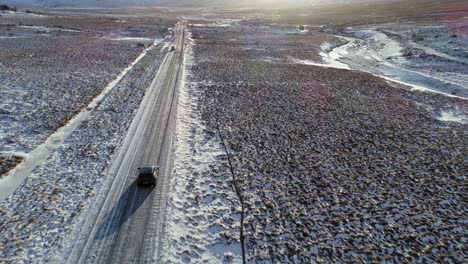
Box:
[292, 57, 350, 70]
[353, 30, 404, 61]
[436, 110, 468, 124]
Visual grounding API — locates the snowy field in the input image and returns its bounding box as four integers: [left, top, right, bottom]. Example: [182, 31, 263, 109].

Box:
[0, 3, 467, 263]
[0, 43, 166, 262]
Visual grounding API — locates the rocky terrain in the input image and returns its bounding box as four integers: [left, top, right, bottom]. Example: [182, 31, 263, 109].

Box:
[187, 22, 468, 262]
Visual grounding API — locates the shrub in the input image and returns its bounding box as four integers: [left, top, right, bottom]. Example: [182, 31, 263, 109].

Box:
[0, 4, 17, 11]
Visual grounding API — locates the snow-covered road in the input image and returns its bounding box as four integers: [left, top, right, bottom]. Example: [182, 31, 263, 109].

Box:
[48, 22, 186, 263]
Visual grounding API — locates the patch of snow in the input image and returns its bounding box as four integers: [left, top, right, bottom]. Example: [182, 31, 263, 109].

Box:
[19, 25, 80, 32]
[153, 37, 164, 46]
[408, 41, 468, 64]
[292, 57, 350, 70]
[378, 74, 461, 97]
[261, 57, 280, 63]
[0, 35, 23, 39]
[107, 37, 154, 42]
[345, 30, 405, 63]
[0, 10, 46, 17]
[0, 151, 27, 158]
[191, 19, 242, 28]
[436, 110, 468, 124]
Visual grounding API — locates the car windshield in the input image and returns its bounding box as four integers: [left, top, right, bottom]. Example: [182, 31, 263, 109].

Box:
[140, 167, 153, 174]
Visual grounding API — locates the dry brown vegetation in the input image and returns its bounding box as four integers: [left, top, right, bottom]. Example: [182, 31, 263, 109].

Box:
[0, 155, 23, 178]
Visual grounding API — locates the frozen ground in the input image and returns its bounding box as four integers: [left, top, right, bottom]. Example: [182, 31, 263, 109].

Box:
[1, 5, 467, 263]
[162, 34, 242, 263]
[0, 30, 141, 153]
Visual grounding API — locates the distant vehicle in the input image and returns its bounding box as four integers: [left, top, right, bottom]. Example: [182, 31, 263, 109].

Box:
[170, 45, 176, 51]
[137, 166, 158, 186]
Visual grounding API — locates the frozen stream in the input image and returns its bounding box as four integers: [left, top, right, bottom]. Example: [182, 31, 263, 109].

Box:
[311, 29, 468, 100]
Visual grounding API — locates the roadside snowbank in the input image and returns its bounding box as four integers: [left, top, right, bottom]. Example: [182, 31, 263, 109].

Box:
[18, 25, 81, 32]
[162, 34, 242, 263]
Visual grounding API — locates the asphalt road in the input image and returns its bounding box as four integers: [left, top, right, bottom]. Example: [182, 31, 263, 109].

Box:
[53, 21, 186, 264]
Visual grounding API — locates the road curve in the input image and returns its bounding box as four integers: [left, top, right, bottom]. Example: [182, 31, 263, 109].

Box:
[51, 21, 186, 264]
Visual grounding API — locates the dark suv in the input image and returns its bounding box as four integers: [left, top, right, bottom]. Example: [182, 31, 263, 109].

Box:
[137, 166, 158, 186]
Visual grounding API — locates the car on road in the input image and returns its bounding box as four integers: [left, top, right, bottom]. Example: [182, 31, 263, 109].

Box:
[137, 166, 158, 186]
[170, 45, 176, 51]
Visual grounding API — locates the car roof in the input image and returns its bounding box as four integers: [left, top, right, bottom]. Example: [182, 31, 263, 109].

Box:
[140, 166, 155, 174]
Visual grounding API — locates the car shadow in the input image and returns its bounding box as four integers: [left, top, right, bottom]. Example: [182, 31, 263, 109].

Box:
[94, 180, 154, 240]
